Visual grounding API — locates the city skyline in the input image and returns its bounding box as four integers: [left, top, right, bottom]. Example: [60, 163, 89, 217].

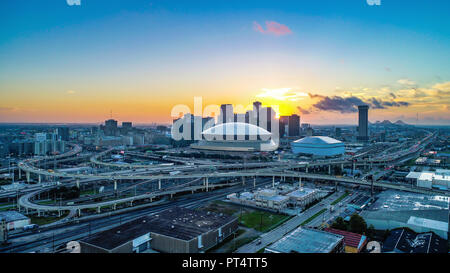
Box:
[1, 0, 449, 125]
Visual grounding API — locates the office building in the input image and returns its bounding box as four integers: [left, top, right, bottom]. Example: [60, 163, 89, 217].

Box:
[357, 105, 369, 142]
[57, 127, 70, 141]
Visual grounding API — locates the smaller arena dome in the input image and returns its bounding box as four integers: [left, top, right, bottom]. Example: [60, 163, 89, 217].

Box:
[291, 136, 345, 157]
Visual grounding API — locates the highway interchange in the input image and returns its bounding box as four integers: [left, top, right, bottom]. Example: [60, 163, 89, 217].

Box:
[0, 129, 446, 253]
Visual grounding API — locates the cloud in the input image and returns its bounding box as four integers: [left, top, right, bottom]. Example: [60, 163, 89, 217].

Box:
[309, 94, 365, 113]
[253, 21, 292, 36]
[397, 78, 416, 86]
[307, 93, 410, 113]
[256, 88, 307, 101]
[296, 106, 310, 115]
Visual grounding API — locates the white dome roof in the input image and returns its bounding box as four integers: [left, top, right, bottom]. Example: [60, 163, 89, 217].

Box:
[293, 136, 342, 145]
[202, 122, 272, 137]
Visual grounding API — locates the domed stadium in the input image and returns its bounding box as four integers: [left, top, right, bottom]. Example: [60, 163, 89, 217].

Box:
[291, 136, 345, 157]
[191, 122, 277, 152]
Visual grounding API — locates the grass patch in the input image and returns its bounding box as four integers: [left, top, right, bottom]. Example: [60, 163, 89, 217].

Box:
[80, 189, 96, 196]
[230, 236, 260, 252]
[239, 211, 290, 232]
[300, 208, 327, 226]
[36, 200, 55, 205]
[207, 229, 246, 253]
[331, 192, 349, 205]
[29, 212, 69, 226]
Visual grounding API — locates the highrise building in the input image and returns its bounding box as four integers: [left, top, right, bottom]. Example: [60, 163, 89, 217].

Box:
[220, 104, 234, 124]
[357, 105, 369, 142]
[104, 119, 118, 136]
[57, 127, 70, 141]
[122, 122, 132, 129]
[288, 114, 300, 137]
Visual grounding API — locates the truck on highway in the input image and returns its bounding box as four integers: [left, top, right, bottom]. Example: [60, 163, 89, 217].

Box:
[23, 224, 39, 232]
[169, 171, 181, 176]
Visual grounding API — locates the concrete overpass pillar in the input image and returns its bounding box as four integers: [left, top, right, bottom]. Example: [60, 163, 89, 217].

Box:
[38, 174, 42, 184]
[26, 172, 30, 183]
[328, 165, 331, 175]
[352, 162, 356, 174]
[206, 177, 209, 192]
[19, 168, 21, 180]
[306, 166, 309, 173]
[371, 179, 374, 197]
[77, 209, 81, 217]
[58, 210, 61, 217]
[76, 180, 80, 189]
[341, 163, 344, 171]
[272, 176, 275, 188]
[253, 177, 256, 188]
[158, 179, 161, 190]
[37, 210, 40, 217]
[242, 176, 245, 186]
[113, 204, 116, 210]
[335, 181, 338, 191]
[97, 207, 101, 214]
[114, 180, 117, 191]
[299, 177, 302, 189]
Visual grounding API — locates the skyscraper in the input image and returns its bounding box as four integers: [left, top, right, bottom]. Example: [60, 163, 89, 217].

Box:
[220, 104, 233, 124]
[57, 127, 70, 141]
[357, 105, 369, 142]
[288, 114, 300, 137]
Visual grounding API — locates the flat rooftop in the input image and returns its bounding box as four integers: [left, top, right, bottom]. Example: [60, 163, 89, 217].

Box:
[368, 190, 449, 212]
[81, 207, 237, 250]
[287, 187, 316, 198]
[266, 227, 344, 253]
[0, 211, 29, 222]
[382, 228, 448, 253]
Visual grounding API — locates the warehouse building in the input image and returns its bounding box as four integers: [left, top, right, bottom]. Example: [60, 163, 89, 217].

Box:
[265, 227, 345, 253]
[361, 190, 449, 239]
[406, 169, 450, 190]
[79, 207, 238, 253]
[382, 228, 448, 253]
[0, 211, 31, 231]
[291, 136, 345, 157]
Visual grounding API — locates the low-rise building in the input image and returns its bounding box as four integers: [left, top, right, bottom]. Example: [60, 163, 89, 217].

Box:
[324, 228, 368, 253]
[382, 228, 447, 253]
[265, 227, 345, 253]
[80, 207, 238, 253]
[0, 211, 31, 231]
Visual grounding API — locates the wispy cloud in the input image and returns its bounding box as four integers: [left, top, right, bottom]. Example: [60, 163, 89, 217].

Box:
[397, 78, 416, 86]
[256, 88, 307, 101]
[253, 21, 292, 36]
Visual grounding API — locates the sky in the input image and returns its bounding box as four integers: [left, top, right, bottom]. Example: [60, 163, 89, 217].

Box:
[0, 0, 449, 125]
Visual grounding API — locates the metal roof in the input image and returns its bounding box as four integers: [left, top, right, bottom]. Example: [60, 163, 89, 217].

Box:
[293, 136, 342, 145]
[266, 227, 344, 253]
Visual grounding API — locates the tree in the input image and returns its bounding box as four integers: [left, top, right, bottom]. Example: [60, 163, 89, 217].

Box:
[367, 224, 376, 239]
[331, 217, 348, 231]
[349, 214, 367, 234]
